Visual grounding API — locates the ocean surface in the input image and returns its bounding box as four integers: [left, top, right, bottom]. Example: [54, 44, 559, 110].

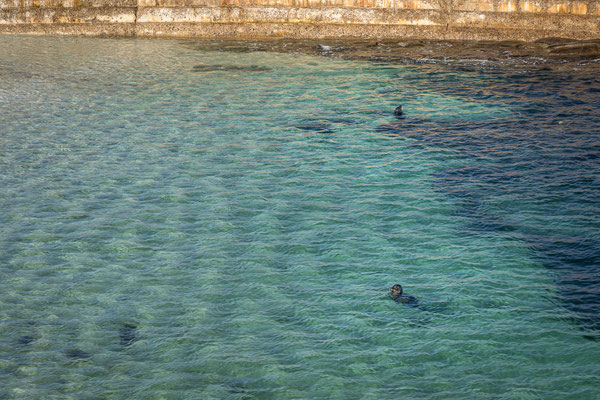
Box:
[1, 35, 599, 399]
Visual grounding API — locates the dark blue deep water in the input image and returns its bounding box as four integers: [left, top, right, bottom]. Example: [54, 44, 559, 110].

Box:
[0, 35, 599, 399]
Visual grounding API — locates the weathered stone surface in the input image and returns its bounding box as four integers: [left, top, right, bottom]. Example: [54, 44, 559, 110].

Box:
[548, 2, 569, 13]
[0, 0, 599, 40]
[521, 1, 542, 12]
[456, 0, 493, 12]
[136, 6, 441, 25]
[498, 0, 517, 12]
[0, 21, 136, 33]
[0, 7, 136, 24]
[571, 2, 587, 14]
[0, 0, 136, 8]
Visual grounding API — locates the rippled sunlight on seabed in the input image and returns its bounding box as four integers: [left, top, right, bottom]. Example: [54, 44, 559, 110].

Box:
[1, 35, 599, 399]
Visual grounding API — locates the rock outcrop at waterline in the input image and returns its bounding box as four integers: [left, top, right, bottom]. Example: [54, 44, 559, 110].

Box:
[1, 0, 600, 40]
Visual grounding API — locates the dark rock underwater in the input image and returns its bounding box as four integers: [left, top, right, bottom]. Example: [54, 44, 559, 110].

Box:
[377, 68, 600, 338]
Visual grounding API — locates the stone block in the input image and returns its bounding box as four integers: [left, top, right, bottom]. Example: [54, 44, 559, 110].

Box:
[571, 2, 587, 14]
[397, 0, 433, 9]
[155, 0, 216, 5]
[73, 0, 138, 6]
[458, 0, 493, 11]
[373, 0, 392, 8]
[480, 0, 494, 11]
[548, 2, 569, 13]
[0, 0, 18, 9]
[497, 0, 516, 11]
[519, 0, 541, 12]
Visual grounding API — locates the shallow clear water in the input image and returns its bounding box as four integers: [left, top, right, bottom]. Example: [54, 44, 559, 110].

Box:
[1, 35, 599, 399]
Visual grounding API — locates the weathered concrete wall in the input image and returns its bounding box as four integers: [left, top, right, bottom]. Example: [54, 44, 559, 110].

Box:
[1, 0, 599, 40]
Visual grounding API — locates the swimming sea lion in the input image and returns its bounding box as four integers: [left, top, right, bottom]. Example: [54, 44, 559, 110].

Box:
[17, 336, 35, 346]
[65, 348, 91, 359]
[119, 323, 138, 347]
[390, 284, 419, 307]
[394, 105, 404, 117]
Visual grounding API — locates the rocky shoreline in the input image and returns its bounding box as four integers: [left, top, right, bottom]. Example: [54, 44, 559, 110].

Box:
[179, 37, 600, 69]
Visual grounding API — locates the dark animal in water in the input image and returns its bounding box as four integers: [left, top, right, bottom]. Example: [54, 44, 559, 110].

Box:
[17, 336, 35, 346]
[192, 64, 271, 72]
[294, 117, 357, 134]
[295, 122, 334, 134]
[390, 284, 419, 307]
[65, 348, 91, 359]
[119, 323, 138, 347]
[394, 105, 404, 117]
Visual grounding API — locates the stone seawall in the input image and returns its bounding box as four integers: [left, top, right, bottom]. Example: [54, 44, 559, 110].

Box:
[1, 0, 599, 40]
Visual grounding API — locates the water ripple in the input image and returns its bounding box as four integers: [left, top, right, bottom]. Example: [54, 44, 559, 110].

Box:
[0, 35, 599, 400]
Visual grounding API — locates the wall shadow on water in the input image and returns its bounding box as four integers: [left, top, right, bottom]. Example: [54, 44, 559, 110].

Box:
[376, 68, 600, 338]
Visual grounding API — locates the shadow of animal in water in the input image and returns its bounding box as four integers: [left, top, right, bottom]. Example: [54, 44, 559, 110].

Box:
[294, 122, 335, 134]
[192, 64, 271, 73]
[389, 292, 455, 327]
[294, 117, 358, 134]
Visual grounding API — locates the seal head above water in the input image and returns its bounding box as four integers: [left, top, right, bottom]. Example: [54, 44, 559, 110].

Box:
[394, 105, 404, 118]
[390, 284, 418, 307]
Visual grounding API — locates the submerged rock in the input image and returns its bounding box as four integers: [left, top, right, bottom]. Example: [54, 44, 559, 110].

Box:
[535, 37, 576, 46]
[548, 41, 600, 56]
[316, 44, 333, 52]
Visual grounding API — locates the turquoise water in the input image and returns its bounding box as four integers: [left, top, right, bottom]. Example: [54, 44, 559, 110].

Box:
[1, 36, 599, 399]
